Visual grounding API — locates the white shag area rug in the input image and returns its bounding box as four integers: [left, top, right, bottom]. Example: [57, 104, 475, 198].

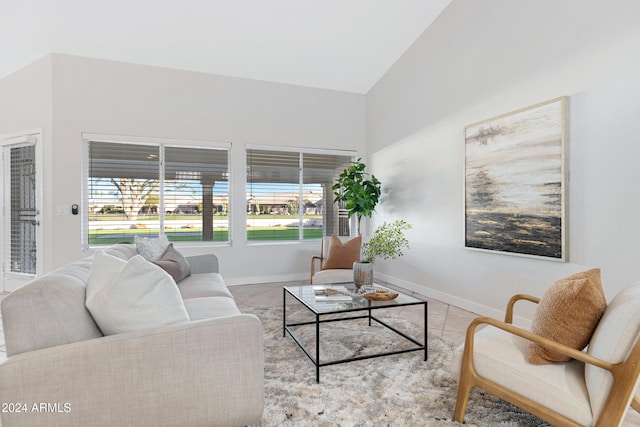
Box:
[245, 305, 551, 427]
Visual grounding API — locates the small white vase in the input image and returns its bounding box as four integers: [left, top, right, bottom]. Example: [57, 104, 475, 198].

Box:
[353, 261, 373, 289]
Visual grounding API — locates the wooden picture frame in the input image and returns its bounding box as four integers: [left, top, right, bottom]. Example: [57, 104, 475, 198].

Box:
[464, 97, 567, 260]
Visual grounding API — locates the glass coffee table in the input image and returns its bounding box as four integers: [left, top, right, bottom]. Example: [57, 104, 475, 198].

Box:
[283, 283, 427, 382]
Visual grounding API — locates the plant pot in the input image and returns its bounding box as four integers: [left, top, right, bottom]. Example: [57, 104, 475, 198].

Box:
[353, 261, 373, 289]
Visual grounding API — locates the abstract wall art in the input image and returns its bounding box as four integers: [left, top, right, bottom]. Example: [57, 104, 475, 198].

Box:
[464, 97, 566, 260]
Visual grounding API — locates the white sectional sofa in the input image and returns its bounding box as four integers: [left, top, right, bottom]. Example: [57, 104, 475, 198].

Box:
[0, 243, 264, 427]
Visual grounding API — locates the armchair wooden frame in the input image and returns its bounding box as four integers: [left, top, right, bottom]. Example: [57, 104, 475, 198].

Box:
[454, 294, 640, 427]
[310, 254, 324, 283]
[310, 247, 327, 284]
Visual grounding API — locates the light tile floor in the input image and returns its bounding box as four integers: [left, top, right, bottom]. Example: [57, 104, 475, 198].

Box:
[229, 280, 476, 346]
[229, 281, 640, 427]
[1, 284, 638, 425]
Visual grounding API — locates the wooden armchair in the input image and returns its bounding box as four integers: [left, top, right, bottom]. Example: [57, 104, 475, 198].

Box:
[453, 283, 640, 427]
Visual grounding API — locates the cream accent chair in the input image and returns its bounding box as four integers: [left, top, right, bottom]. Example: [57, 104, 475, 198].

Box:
[453, 283, 640, 427]
[310, 235, 358, 284]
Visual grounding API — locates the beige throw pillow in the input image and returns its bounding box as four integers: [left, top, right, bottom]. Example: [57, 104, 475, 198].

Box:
[321, 235, 362, 270]
[528, 268, 607, 364]
[153, 243, 192, 283]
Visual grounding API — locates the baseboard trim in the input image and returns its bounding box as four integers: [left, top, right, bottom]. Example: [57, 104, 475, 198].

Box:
[374, 272, 533, 328]
[226, 272, 309, 286]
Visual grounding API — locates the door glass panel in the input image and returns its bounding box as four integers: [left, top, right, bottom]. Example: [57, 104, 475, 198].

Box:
[8, 144, 37, 274]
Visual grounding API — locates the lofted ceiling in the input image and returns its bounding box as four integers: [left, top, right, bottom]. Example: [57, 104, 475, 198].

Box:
[1, 0, 451, 94]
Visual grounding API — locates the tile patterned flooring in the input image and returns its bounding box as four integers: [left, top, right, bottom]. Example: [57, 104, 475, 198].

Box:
[1, 284, 639, 426]
[229, 280, 477, 347]
[231, 281, 640, 427]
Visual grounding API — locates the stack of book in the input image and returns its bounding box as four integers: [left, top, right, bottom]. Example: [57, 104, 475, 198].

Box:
[313, 285, 353, 302]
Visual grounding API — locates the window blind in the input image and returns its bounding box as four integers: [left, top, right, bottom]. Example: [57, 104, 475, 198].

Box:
[246, 148, 353, 241]
[85, 139, 229, 247]
[164, 146, 229, 242]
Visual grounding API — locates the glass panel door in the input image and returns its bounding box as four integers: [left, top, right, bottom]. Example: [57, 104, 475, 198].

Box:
[7, 143, 38, 274]
[2, 134, 40, 291]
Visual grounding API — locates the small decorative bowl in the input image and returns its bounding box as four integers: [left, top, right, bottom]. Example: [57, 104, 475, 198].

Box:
[358, 286, 399, 301]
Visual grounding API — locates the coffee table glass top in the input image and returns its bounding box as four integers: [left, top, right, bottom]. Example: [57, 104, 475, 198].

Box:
[284, 283, 423, 313]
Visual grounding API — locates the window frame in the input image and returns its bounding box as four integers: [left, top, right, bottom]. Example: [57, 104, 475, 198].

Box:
[82, 133, 231, 250]
[245, 144, 356, 244]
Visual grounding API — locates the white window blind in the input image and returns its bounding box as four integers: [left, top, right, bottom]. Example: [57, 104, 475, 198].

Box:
[85, 138, 229, 247]
[164, 146, 229, 242]
[246, 148, 353, 241]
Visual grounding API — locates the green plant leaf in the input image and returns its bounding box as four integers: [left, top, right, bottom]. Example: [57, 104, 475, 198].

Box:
[360, 220, 412, 263]
[332, 158, 382, 232]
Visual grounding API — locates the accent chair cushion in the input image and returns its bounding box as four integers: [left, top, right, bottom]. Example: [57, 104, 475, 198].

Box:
[86, 251, 190, 335]
[451, 327, 594, 426]
[153, 243, 192, 283]
[586, 282, 640, 421]
[528, 268, 607, 364]
[134, 235, 170, 261]
[321, 235, 362, 270]
[311, 269, 355, 285]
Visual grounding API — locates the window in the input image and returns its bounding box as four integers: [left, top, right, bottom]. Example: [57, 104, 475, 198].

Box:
[246, 147, 354, 241]
[84, 136, 229, 248]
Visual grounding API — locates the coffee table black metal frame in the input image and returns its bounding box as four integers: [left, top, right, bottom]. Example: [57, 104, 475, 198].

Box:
[283, 283, 427, 382]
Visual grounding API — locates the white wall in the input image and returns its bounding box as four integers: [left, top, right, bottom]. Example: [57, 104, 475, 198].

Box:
[367, 0, 640, 319]
[0, 56, 52, 133]
[3, 2, 639, 316]
[0, 56, 54, 291]
[38, 54, 365, 282]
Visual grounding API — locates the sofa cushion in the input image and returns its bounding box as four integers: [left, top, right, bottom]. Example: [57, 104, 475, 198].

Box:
[135, 235, 170, 261]
[322, 235, 361, 270]
[586, 282, 640, 421]
[177, 273, 232, 299]
[528, 268, 606, 364]
[86, 251, 190, 335]
[183, 297, 241, 321]
[153, 243, 191, 283]
[1, 274, 104, 356]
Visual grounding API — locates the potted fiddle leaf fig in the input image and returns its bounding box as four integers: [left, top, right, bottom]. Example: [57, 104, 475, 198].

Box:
[332, 158, 381, 235]
[354, 220, 412, 288]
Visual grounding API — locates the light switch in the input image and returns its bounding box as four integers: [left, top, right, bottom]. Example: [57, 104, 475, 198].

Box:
[57, 205, 70, 215]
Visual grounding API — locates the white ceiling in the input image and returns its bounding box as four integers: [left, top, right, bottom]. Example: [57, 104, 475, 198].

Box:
[1, 0, 451, 94]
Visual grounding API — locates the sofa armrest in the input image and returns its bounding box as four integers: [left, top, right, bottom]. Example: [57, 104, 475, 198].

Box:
[186, 253, 219, 274]
[0, 314, 264, 427]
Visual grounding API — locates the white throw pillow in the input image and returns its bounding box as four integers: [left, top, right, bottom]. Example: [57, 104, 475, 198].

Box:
[86, 250, 127, 302]
[86, 251, 190, 336]
[135, 235, 170, 261]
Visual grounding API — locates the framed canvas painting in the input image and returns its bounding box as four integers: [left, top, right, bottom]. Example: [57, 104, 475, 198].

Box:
[464, 97, 567, 260]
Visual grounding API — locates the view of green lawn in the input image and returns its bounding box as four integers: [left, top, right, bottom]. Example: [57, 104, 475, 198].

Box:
[88, 214, 324, 245]
[88, 214, 317, 221]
